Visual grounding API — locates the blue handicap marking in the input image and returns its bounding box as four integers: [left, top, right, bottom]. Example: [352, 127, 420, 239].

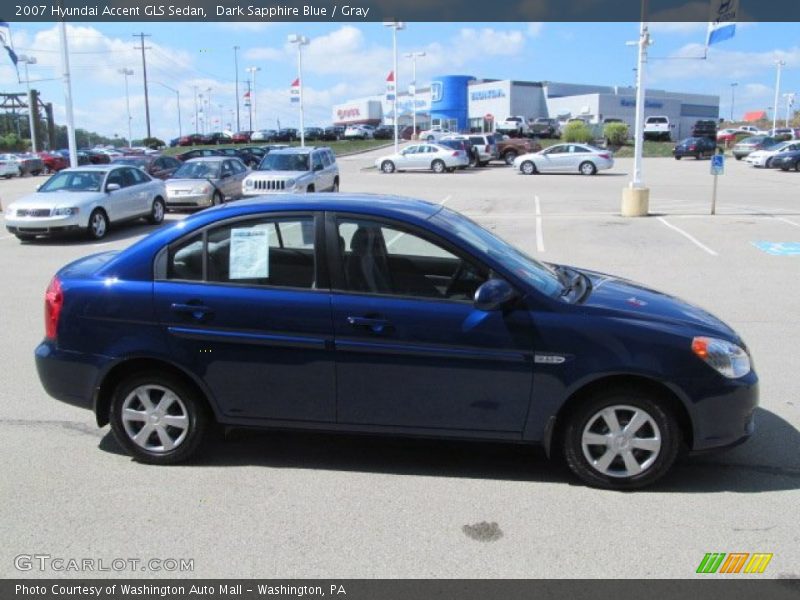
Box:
[752, 241, 800, 256]
[710, 154, 724, 175]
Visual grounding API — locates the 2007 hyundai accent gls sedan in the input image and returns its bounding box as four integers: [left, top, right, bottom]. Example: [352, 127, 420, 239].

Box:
[35, 195, 757, 489]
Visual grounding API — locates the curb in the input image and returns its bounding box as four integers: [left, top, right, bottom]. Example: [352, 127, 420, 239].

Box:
[336, 141, 399, 158]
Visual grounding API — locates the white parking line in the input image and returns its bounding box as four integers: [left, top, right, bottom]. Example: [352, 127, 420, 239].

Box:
[534, 194, 545, 252]
[775, 216, 800, 229]
[439, 195, 452, 205]
[387, 196, 451, 249]
[656, 217, 718, 256]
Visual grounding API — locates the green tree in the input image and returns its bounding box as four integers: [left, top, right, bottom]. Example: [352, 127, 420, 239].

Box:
[563, 121, 594, 143]
[603, 122, 629, 146]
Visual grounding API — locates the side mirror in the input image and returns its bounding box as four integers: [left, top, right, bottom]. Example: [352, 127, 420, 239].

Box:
[220, 172, 231, 179]
[314, 163, 324, 171]
[474, 279, 516, 312]
[106, 183, 121, 192]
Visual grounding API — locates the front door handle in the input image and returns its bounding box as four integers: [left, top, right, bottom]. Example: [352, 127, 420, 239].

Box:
[347, 316, 393, 334]
[171, 302, 213, 322]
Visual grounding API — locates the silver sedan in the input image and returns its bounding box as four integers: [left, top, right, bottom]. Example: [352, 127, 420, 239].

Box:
[375, 143, 470, 174]
[513, 143, 614, 175]
[165, 157, 249, 210]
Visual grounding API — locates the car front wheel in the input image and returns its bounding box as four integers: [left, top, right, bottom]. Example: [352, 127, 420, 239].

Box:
[87, 209, 109, 240]
[520, 160, 537, 175]
[562, 389, 681, 490]
[110, 372, 209, 464]
[381, 160, 396, 174]
[147, 197, 165, 224]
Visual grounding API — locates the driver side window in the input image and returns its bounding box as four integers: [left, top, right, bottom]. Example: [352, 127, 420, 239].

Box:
[336, 218, 487, 302]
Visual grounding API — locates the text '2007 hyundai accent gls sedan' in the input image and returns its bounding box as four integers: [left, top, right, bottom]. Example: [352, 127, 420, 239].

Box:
[35, 195, 757, 489]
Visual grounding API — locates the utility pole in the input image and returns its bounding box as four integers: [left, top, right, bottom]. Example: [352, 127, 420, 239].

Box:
[233, 46, 241, 131]
[246, 79, 252, 131]
[193, 85, 198, 134]
[730, 82, 738, 122]
[133, 33, 152, 139]
[772, 59, 785, 133]
[118, 68, 134, 145]
[59, 22, 77, 167]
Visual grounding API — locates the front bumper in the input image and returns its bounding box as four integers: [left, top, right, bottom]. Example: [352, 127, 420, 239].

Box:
[5, 213, 84, 235]
[165, 192, 213, 208]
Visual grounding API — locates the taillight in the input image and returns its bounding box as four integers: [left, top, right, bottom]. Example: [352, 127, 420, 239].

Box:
[44, 276, 63, 340]
[599, 153, 611, 159]
[688, 146, 696, 151]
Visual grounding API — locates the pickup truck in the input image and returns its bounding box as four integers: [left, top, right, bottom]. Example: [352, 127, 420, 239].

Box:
[644, 116, 672, 141]
[494, 136, 542, 165]
[530, 118, 560, 139]
[495, 116, 530, 137]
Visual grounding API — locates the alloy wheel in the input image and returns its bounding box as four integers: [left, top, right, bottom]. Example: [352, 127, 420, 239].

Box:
[121, 384, 190, 453]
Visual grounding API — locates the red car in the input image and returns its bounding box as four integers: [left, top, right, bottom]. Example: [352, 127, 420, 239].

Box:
[178, 134, 205, 147]
[232, 131, 252, 143]
[37, 152, 68, 173]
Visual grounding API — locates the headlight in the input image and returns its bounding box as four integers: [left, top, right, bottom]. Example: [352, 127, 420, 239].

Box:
[691, 336, 751, 378]
[52, 207, 79, 216]
[244, 179, 253, 188]
[285, 178, 296, 188]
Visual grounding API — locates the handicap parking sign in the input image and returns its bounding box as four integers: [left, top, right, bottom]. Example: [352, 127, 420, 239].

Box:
[710, 154, 725, 175]
[752, 241, 800, 256]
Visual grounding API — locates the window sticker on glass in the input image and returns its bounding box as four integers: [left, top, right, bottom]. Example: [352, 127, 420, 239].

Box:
[229, 228, 269, 279]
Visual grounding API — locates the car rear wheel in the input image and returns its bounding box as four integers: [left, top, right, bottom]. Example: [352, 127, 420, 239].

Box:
[110, 372, 209, 464]
[147, 197, 165, 224]
[562, 389, 681, 490]
[212, 191, 222, 206]
[87, 209, 109, 240]
[331, 177, 339, 192]
[381, 160, 396, 174]
[674, 156, 682, 160]
[503, 150, 518, 165]
[521, 160, 537, 175]
[431, 160, 446, 174]
[579, 161, 597, 175]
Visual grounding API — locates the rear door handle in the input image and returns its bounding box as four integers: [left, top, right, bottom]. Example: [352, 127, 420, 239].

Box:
[171, 302, 213, 321]
[347, 316, 393, 334]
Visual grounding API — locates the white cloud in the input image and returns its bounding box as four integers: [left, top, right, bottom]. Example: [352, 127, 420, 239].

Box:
[648, 44, 800, 82]
[526, 23, 544, 38]
[244, 47, 284, 61]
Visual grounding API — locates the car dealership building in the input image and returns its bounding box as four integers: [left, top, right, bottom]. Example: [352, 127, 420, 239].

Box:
[332, 76, 719, 139]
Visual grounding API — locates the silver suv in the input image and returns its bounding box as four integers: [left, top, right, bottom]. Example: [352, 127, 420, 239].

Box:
[444, 134, 499, 166]
[243, 147, 339, 195]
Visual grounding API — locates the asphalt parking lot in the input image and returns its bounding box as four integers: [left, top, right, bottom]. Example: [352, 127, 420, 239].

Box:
[0, 148, 798, 579]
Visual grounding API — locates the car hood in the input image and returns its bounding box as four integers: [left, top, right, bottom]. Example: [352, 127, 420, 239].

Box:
[245, 170, 306, 179]
[576, 268, 739, 342]
[10, 191, 103, 208]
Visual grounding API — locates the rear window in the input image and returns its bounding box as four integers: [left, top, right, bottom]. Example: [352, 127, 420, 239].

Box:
[647, 117, 668, 124]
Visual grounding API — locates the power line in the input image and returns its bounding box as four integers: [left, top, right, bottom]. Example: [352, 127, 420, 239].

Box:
[133, 32, 152, 138]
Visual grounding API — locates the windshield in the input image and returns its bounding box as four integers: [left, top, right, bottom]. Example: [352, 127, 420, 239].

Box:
[173, 161, 221, 179]
[39, 170, 105, 192]
[113, 158, 147, 168]
[257, 153, 310, 171]
[433, 207, 563, 298]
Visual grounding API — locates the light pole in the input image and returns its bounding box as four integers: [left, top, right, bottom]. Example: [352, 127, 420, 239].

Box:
[206, 87, 212, 132]
[288, 34, 310, 147]
[621, 15, 652, 217]
[18, 55, 38, 152]
[233, 46, 241, 131]
[156, 81, 181, 138]
[246, 66, 261, 130]
[193, 86, 199, 135]
[784, 92, 796, 127]
[198, 92, 204, 133]
[404, 51, 425, 140]
[772, 59, 786, 133]
[730, 82, 738, 122]
[384, 19, 406, 153]
[59, 22, 77, 167]
[118, 68, 134, 145]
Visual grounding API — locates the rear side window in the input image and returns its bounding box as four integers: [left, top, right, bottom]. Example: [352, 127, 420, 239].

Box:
[168, 234, 204, 281]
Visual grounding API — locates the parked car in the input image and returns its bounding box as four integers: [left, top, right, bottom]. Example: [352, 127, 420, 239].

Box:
[744, 141, 800, 168]
[178, 134, 205, 146]
[274, 128, 299, 142]
[672, 137, 718, 160]
[111, 155, 183, 180]
[495, 115, 530, 137]
[716, 128, 749, 144]
[231, 131, 253, 144]
[303, 127, 325, 141]
[215, 147, 260, 168]
[250, 130, 277, 143]
[495, 136, 542, 165]
[771, 149, 800, 171]
[322, 126, 345, 141]
[739, 125, 760, 134]
[375, 143, 469, 174]
[15, 153, 46, 175]
[82, 149, 111, 165]
[766, 128, 795, 142]
[3, 165, 166, 241]
[691, 120, 718, 140]
[400, 126, 421, 141]
[206, 132, 233, 145]
[372, 125, 395, 140]
[37, 152, 69, 173]
[176, 148, 223, 162]
[443, 134, 498, 166]
[438, 138, 478, 168]
[732, 136, 776, 160]
[0, 154, 19, 178]
[419, 127, 457, 142]
[344, 125, 374, 140]
[513, 143, 614, 175]
[259, 144, 291, 154]
[643, 116, 672, 141]
[165, 157, 249, 210]
[35, 194, 758, 489]
[530, 117, 561, 139]
[243, 146, 339, 194]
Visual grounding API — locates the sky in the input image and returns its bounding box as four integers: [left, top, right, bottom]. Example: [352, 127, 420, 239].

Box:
[2, 21, 799, 140]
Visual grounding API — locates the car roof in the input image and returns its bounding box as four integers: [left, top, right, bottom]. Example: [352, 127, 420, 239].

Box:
[270, 146, 326, 154]
[61, 165, 114, 171]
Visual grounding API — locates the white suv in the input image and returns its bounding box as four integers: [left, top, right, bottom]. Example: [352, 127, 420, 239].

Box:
[243, 147, 339, 195]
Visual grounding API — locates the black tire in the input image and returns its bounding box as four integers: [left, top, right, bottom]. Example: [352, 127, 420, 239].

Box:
[431, 159, 446, 174]
[331, 177, 339, 192]
[520, 160, 537, 175]
[15, 233, 36, 242]
[479, 161, 489, 167]
[503, 150, 518, 165]
[695, 153, 701, 160]
[426, 135, 435, 142]
[87, 208, 109, 240]
[765, 158, 773, 169]
[381, 160, 395, 174]
[147, 197, 165, 224]
[109, 371, 210, 465]
[212, 191, 223, 206]
[795, 161, 800, 172]
[674, 156, 682, 160]
[579, 161, 597, 176]
[306, 185, 315, 193]
[562, 387, 681, 490]
[735, 155, 742, 161]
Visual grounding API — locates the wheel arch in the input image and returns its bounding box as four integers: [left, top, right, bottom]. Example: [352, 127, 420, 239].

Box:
[94, 357, 219, 427]
[544, 373, 693, 458]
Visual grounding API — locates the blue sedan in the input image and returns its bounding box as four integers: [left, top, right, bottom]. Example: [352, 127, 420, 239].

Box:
[35, 195, 757, 489]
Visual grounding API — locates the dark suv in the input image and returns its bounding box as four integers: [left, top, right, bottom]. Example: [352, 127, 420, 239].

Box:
[691, 120, 718, 140]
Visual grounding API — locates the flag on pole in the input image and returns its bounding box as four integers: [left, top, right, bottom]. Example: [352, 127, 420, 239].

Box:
[385, 71, 396, 102]
[243, 90, 251, 107]
[707, 0, 738, 47]
[290, 78, 300, 103]
[0, 21, 18, 66]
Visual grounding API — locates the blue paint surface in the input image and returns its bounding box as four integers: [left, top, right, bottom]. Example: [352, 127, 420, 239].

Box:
[752, 241, 800, 256]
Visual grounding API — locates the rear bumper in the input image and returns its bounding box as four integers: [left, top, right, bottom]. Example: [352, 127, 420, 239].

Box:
[35, 342, 104, 412]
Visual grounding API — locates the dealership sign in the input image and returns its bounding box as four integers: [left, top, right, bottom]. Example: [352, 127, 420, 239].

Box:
[337, 107, 361, 120]
[471, 89, 507, 102]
